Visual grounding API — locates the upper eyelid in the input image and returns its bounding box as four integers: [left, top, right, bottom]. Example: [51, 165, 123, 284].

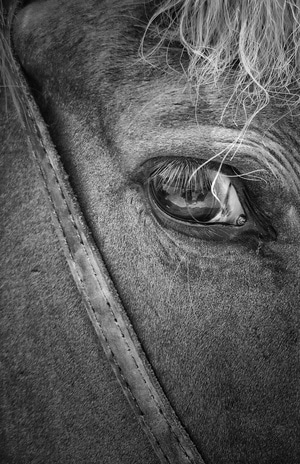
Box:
[121, 124, 283, 176]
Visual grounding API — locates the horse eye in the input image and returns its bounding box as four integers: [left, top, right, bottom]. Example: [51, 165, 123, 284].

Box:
[148, 158, 247, 226]
[145, 158, 277, 241]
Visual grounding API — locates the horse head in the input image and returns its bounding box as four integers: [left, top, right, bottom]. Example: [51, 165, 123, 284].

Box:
[2, 1, 300, 463]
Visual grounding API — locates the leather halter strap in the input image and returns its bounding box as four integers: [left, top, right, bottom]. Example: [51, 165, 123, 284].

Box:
[5, 5, 206, 464]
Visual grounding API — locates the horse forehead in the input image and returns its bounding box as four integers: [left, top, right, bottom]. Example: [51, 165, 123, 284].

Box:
[12, 2, 218, 104]
[14, 0, 149, 78]
[13, 2, 209, 132]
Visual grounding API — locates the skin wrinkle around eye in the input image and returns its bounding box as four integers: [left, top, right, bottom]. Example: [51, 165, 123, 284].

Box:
[115, 114, 299, 194]
[122, 126, 297, 197]
[111, 82, 300, 199]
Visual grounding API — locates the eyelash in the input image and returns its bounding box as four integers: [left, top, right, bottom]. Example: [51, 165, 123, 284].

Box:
[149, 158, 209, 191]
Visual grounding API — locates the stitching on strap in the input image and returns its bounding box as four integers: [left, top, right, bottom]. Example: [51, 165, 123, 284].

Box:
[30, 124, 174, 464]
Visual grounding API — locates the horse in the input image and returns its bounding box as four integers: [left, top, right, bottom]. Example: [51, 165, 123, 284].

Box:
[1, 1, 300, 463]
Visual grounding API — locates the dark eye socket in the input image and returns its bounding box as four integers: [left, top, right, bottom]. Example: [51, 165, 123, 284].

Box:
[143, 157, 277, 242]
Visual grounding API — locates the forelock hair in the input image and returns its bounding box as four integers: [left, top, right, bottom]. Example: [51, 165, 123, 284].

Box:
[143, 0, 300, 121]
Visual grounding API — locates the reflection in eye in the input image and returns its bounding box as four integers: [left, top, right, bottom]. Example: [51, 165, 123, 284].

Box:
[148, 158, 247, 226]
